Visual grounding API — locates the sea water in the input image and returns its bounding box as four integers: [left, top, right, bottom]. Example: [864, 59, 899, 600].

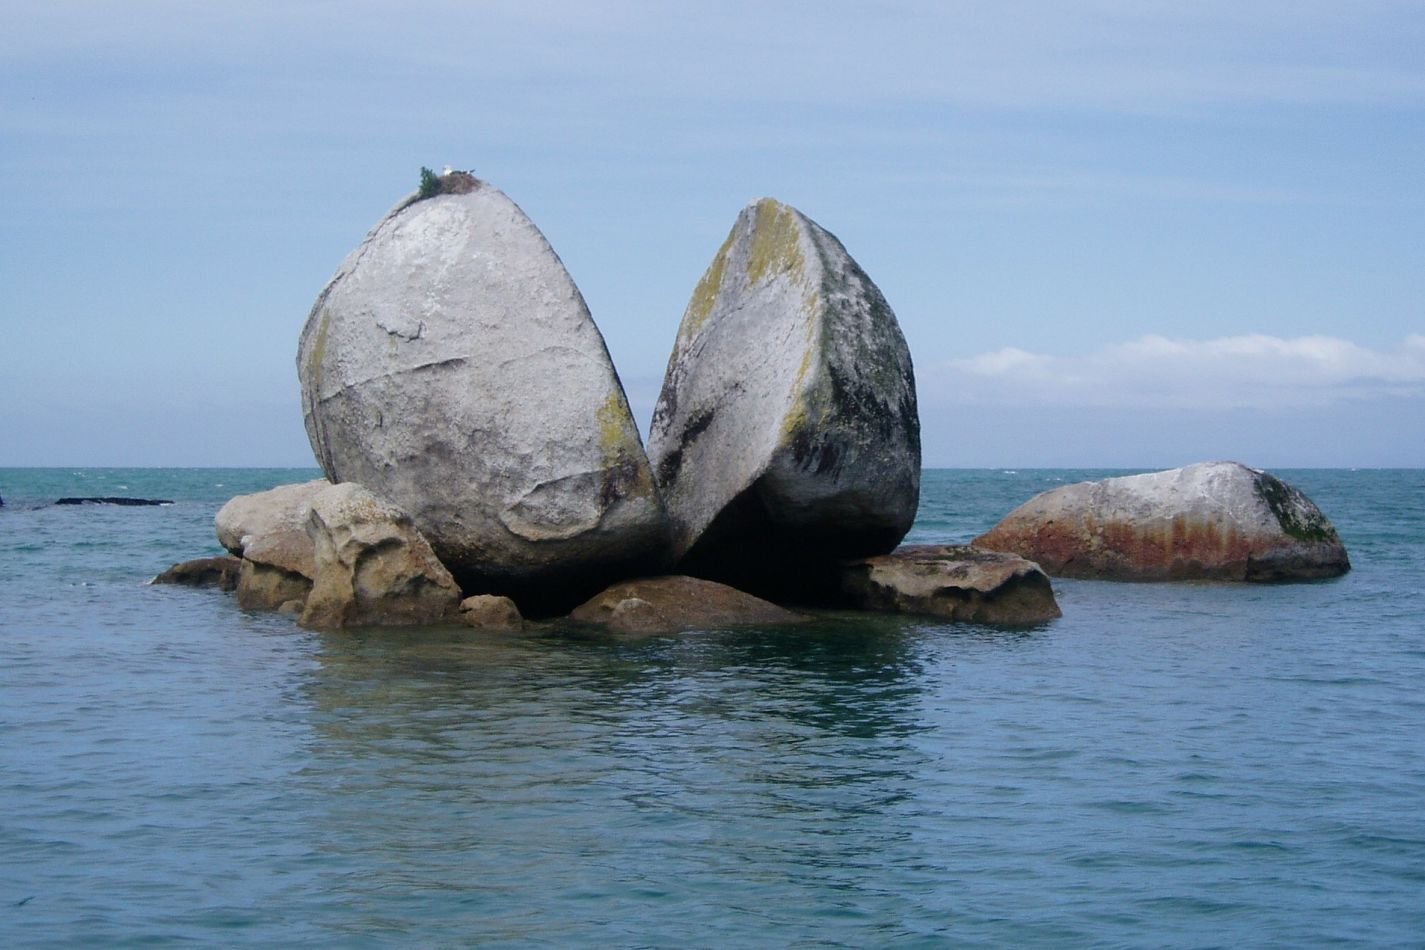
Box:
[1, 468, 1422, 947]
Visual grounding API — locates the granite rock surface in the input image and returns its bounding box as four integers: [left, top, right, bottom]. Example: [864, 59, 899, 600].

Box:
[973, 461, 1350, 581]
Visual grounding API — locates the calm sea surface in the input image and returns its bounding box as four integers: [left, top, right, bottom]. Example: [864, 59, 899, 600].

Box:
[2, 468, 1422, 947]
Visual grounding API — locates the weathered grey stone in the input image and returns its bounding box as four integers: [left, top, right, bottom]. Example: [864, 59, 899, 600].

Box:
[569, 575, 806, 634]
[973, 461, 1350, 582]
[298, 482, 462, 630]
[458, 594, 524, 632]
[215, 479, 328, 579]
[297, 172, 668, 613]
[151, 555, 243, 591]
[839, 545, 1061, 624]
[646, 198, 919, 598]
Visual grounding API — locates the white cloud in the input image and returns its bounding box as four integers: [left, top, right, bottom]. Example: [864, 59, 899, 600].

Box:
[930, 334, 1425, 409]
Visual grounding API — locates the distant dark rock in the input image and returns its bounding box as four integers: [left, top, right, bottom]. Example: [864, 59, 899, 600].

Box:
[838, 545, 1061, 624]
[55, 497, 172, 506]
[973, 461, 1350, 582]
[151, 555, 243, 591]
[569, 575, 806, 634]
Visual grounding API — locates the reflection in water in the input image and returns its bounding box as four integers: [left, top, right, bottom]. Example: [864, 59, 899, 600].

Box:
[294, 617, 1039, 943]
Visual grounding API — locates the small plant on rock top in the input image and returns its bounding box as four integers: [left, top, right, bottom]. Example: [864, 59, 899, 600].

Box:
[418, 166, 441, 199]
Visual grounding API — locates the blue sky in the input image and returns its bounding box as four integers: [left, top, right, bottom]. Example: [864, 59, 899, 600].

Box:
[2, 1, 1422, 467]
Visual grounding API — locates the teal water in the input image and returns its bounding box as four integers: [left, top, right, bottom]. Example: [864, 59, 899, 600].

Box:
[2, 468, 1423, 947]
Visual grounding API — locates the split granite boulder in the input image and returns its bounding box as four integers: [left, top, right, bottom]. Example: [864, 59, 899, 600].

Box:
[646, 198, 920, 599]
[973, 461, 1350, 582]
[297, 171, 669, 612]
[838, 545, 1061, 624]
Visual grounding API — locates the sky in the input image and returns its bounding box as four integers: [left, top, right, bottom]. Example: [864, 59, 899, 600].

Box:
[2, 0, 1422, 468]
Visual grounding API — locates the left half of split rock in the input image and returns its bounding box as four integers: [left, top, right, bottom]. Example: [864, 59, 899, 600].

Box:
[297, 170, 670, 613]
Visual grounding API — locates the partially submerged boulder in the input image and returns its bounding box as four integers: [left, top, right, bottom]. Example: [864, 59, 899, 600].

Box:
[151, 555, 243, 591]
[458, 594, 524, 632]
[299, 483, 462, 630]
[646, 198, 920, 599]
[215, 480, 328, 612]
[973, 461, 1350, 582]
[569, 575, 806, 634]
[838, 545, 1061, 624]
[298, 171, 668, 613]
[215, 479, 329, 576]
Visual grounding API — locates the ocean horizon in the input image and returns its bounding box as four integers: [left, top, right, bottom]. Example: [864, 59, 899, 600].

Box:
[2, 466, 1422, 946]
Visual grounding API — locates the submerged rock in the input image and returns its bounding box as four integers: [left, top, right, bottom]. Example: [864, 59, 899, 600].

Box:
[973, 461, 1350, 582]
[646, 198, 919, 599]
[151, 555, 243, 591]
[838, 545, 1061, 624]
[298, 171, 668, 613]
[569, 575, 806, 634]
[299, 483, 462, 630]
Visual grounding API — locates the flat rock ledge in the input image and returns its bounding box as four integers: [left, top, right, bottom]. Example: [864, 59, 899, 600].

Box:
[973, 461, 1350, 582]
[838, 545, 1061, 625]
[570, 575, 807, 635]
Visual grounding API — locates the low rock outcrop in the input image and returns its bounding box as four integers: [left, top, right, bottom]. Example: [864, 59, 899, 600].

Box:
[215, 480, 328, 612]
[296, 484, 461, 632]
[298, 483, 463, 630]
[838, 545, 1061, 624]
[646, 198, 920, 600]
[151, 555, 243, 591]
[297, 171, 668, 613]
[458, 594, 524, 632]
[973, 461, 1350, 582]
[569, 575, 806, 634]
[215, 479, 329, 571]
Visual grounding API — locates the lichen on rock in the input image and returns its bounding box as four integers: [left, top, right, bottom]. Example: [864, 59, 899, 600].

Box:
[646, 197, 920, 601]
[297, 177, 670, 614]
[973, 461, 1350, 582]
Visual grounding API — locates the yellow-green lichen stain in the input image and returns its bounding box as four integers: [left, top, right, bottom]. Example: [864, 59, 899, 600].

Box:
[681, 229, 736, 342]
[779, 341, 818, 441]
[596, 391, 641, 461]
[745, 199, 805, 286]
[306, 310, 332, 395]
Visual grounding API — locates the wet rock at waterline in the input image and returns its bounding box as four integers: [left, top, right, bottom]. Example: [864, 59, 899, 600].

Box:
[646, 198, 919, 599]
[973, 461, 1350, 582]
[150, 555, 243, 591]
[570, 575, 807, 635]
[298, 483, 462, 630]
[458, 594, 524, 632]
[298, 171, 669, 612]
[838, 545, 1061, 624]
[214, 480, 326, 612]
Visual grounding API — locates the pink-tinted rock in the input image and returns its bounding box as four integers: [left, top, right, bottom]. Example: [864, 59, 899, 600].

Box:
[973, 461, 1349, 582]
